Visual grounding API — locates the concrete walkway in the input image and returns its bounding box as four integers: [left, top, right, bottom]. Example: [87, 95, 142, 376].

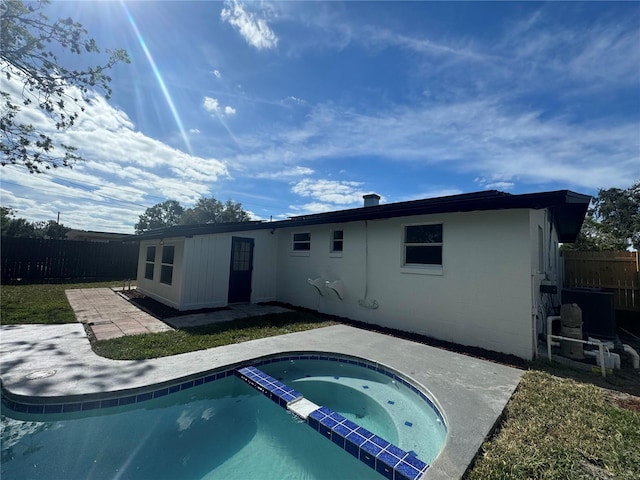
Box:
[65, 288, 292, 340]
[65, 288, 173, 339]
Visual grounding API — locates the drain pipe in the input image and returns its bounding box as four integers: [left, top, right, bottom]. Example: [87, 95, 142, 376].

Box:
[623, 344, 640, 369]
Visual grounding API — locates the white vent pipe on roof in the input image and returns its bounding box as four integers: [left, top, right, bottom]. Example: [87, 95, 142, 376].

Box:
[363, 194, 380, 207]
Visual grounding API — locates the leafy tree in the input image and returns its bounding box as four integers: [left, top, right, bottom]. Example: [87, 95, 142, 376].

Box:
[0, 206, 69, 238]
[135, 200, 184, 234]
[135, 197, 251, 233]
[180, 198, 251, 225]
[568, 181, 639, 251]
[1, 0, 129, 173]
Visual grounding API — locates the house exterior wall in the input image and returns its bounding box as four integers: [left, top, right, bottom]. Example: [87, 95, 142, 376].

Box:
[529, 209, 562, 344]
[274, 209, 538, 359]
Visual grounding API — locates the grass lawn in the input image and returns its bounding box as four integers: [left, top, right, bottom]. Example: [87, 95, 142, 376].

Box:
[92, 311, 337, 360]
[0, 281, 126, 324]
[2, 282, 639, 479]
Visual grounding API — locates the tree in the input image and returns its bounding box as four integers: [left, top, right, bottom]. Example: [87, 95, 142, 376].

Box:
[1, 0, 129, 173]
[568, 181, 640, 251]
[180, 198, 251, 225]
[134, 197, 251, 233]
[134, 200, 184, 234]
[1, 206, 69, 238]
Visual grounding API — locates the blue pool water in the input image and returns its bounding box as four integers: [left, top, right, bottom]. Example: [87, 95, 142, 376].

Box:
[260, 359, 446, 463]
[1, 356, 446, 479]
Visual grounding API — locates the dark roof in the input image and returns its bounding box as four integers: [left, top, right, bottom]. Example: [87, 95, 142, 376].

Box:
[135, 190, 591, 243]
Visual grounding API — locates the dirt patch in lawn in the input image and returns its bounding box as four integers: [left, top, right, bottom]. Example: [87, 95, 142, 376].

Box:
[119, 289, 229, 320]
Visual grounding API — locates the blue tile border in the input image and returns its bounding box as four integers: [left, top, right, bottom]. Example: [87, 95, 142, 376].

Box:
[305, 402, 429, 480]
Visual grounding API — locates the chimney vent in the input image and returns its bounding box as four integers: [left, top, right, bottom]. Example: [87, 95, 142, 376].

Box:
[363, 193, 381, 207]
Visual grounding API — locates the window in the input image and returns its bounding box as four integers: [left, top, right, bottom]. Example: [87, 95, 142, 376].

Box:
[403, 224, 443, 267]
[331, 230, 344, 253]
[292, 232, 311, 251]
[160, 245, 175, 285]
[144, 246, 155, 280]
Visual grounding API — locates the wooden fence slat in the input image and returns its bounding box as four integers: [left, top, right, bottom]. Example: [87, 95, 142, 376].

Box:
[1, 237, 139, 283]
[563, 250, 640, 311]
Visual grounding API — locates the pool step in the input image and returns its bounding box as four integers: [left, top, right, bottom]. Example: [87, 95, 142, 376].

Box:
[235, 366, 429, 480]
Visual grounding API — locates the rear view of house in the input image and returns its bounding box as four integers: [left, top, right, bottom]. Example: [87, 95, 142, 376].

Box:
[134, 190, 590, 360]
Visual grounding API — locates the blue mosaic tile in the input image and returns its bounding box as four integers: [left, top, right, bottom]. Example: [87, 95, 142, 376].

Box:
[394, 460, 422, 480]
[318, 424, 332, 439]
[100, 398, 119, 408]
[333, 423, 351, 438]
[403, 454, 429, 472]
[307, 416, 320, 431]
[386, 443, 408, 460]
[319, 416, 338, 429]
[360, 439, 383, 457]
[81, 400, 101, 411]
[360, 449, 377, 468]
[404, 421, 413, 427]
[345, 438, 360, 457]
[44, 404, 63, 414]
[27, 404, 44, 414]
[343, 418, 359, 431]
[119, 395, 136, 406]
[370, 434, 390, 449]
[194, 378, 204, 386]
[168, 384, 180, 394]
[179, 380, 194, 391]
[331, 432, 345, 448]
[136, 392, 153, 403]
[345, 431, 367, 447]
[63, 403, 82, 413]
[153, 388, 169, 398]
[355, 426, 374, 440]
[388, 400, 395, 405]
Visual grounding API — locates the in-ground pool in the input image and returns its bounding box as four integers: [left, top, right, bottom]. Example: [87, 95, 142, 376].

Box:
[1, 355, 447, 480]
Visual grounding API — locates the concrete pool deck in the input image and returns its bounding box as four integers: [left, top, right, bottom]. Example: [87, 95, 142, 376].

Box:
[1, 307, 523, 479]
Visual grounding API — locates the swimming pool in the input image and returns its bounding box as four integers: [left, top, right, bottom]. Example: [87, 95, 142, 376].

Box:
[1, 354, 446, 479]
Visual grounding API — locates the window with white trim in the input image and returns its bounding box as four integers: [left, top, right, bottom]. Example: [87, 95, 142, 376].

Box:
[292, 232, 311, 251]
[144, 246, 156, 280]
[160, 245, 175, 285]
[403, 224, 443, 267]
[331, 230, 344, 253]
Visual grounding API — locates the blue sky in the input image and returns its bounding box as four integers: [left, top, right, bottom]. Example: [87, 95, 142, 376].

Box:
[2, 1, 639, 233]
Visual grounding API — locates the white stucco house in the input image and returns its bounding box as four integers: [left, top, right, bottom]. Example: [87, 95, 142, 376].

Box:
[134, 190, 590, 360]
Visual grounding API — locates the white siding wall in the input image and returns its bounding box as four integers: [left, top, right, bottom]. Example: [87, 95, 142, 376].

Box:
[136, 238, 185, 309]
[275, 209, 537, 359]
[178, 230, 278, 310]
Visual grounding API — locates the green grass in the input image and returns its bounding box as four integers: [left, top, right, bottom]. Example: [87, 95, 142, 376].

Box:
[92, 311, 337, 360]
[2, 282, 639, 479]
[466, 370, 640, 480]
[0, 281, 126, 324]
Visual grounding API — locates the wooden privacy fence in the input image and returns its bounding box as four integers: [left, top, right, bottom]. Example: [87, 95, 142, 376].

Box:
[563, 250, 639, 311]
[1, 237, 139, 283]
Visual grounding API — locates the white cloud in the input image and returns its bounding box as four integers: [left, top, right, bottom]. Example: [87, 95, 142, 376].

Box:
[291, 179, 367, 206]
[1, 68, 229, 232]
[213, 69, 222, 78]
[220, 0, 278, 50]
[203, 96, 236, 117]
[254, 166, 314, 179]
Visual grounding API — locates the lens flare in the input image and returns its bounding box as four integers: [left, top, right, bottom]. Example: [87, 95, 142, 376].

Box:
[120, 1, 192, 155]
